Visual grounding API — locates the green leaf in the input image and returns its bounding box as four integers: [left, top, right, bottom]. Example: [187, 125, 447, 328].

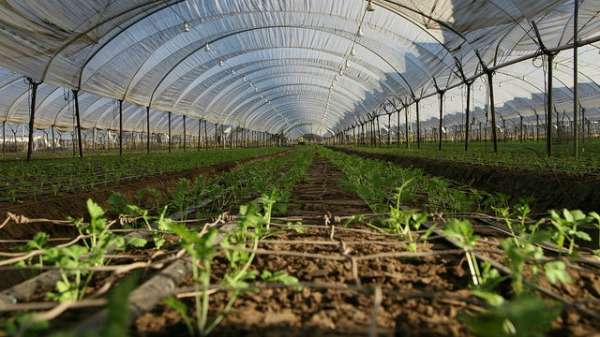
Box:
[87, 199, 105, 220]
[101, 272, 140, 337]
[462, 294, 562, 337]
[153, 235, 166, 249]
[572, 231, 591, 241]
[126, 237, 148, 248]
[472, 290, 505, 307]
[544, 261, 572, 285]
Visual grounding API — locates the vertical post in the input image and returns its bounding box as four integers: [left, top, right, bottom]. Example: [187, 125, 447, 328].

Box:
[464, 82, 471, 151]
[581, 108, 586, 144]
[183, 115, 187, 151]
[438, 90, 444, 151]
[546, 53, 554, 156]
[415, 100, 421, 149]
[376, 115, 381, 147]
[2, 121, 6, 155]
[535, 114, 540, 141]
[73, 90, 83, 158]
[396, 108, 401, 146]
[486, 71, 498, 153]
[214, 123, 218, 147]
[404, 106, 409, 148]
[197, 119, 201, 150]
[168, 112, 172, 153]
[146, 106, 150, 154]
[371, 119, 375, 146]
[119, 100, 123, 156]
[573, 0, 579, 158]
[204, 120, 208, 148]
[26, 79, 40, 161]
[520, 115, 524, 142]
[387, 113, 391, 145]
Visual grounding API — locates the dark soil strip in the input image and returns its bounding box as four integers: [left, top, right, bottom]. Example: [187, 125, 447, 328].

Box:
[331, 147, 600, 212]
[285, 156, 372, 219]
[0, 151, 288, 241]
[134, 156, 471, 337]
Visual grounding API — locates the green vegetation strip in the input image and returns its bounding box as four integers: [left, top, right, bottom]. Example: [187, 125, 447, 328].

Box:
[0, 147, 285, 202]
[319, 146, 600, 337]
[340, 140, 600, 174]
[1, 147, 314, 336]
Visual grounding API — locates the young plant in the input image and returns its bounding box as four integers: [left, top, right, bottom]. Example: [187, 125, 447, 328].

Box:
[549, 209, 592, 255]
[25, 232, 49, 267]
[168, 222, 218, 336]
[44, 200, 125, 302]
[443, 219, 481, 286]
[462, 294, 562, 337]
[501, 232, 571, 296]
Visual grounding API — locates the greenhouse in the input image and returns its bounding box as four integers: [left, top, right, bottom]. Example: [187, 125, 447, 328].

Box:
[0, 0, 599, 336]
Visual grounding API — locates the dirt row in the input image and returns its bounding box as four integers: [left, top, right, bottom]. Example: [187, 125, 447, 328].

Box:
[134, 155, 600, 337]
[331, 147, 600, 213]
[0, 150, 289, 241]
[2, 152, 599, 337]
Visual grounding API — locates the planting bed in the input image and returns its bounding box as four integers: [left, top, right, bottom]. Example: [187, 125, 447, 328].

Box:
[0, 147, 599, 337]
[334, 146, 600, 212]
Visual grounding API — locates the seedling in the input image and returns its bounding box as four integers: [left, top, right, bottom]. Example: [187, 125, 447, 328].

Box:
[443, 219, 481, 285]
[462, 294, 562, 337]
[549, 209, 592, 255]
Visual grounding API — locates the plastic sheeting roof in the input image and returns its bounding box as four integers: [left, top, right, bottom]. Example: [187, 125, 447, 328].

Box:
[0, 0, 599, 138]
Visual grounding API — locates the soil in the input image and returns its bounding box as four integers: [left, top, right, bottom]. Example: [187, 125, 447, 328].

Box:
[0, 151, 288, 242]
[331, 147, 600, 213]
[3, 152, 600, 337]
[133, 157, 475, 337]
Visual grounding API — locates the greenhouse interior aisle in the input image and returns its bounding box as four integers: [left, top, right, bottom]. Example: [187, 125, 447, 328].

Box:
[1, 1, 600, 337]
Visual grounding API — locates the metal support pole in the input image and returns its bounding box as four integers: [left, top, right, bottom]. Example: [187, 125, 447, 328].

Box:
[546, 53, 554, 156]
[520, 115, 524, 142]
[396, 108, 401, 146]
[2, 121, 5, 155]
[26, 79, 40, 161]
[415, 100, 421, 149]
[573, 0, 580, 158]
[581, 108, 586, 144]
[464, 82, 472, 151]
[183, 115, 186, 151]
[486, 71, 498, 152]
[119, 100, 123, 156]
[536, 114, 540, 141]
[146, 106, 150, 153]
[214, 123, 218, 147]
[168, 112, 172, 153]
[437, 90, 445, 151]
[376, 115, 381, 147]
[404, 106, 409, 148]
[387, 113, 391, 145]
[73, 90, 83, 158]
[204, 120, 208, 148]
[196, 119, 202, 151]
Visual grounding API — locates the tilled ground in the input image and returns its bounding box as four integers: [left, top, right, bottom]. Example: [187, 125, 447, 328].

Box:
[2, 153, 599, 337]
[135, 157, 474, 337]
[0, 150, 288, 242]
